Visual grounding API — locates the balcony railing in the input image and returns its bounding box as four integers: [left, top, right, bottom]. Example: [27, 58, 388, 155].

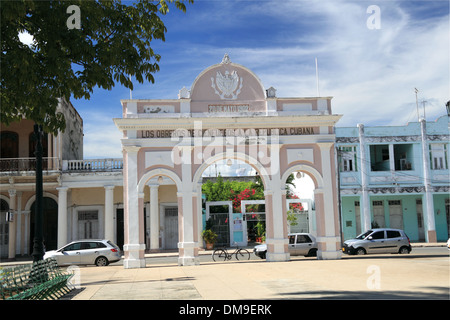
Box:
[62, 159, 123, 172]
[0, 157, 60, 172]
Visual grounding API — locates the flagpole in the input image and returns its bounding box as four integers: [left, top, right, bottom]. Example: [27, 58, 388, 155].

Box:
[315, 57, 320, 97]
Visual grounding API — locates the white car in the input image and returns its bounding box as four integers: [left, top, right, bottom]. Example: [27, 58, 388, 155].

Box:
[447, 238, 450, 250]
[44, 239, 121, 266]
[254, 233, 317, 259]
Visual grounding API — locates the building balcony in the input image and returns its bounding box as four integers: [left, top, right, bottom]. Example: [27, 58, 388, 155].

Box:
[0, 157, 60, 174]
[0, 158, 123, 175]
[62, 158, 123, 172]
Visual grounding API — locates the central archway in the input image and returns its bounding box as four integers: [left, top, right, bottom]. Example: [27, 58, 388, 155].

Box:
[115, 55, 343, 268]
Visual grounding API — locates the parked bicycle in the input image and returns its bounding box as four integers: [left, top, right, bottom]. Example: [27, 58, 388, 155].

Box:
[212, 244, 251, 261]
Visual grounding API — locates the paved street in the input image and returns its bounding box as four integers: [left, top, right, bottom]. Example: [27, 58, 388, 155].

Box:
[64, 246, 449, 301]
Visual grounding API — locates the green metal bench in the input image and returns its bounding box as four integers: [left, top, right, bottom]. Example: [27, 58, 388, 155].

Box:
[0, 258, 74, 300]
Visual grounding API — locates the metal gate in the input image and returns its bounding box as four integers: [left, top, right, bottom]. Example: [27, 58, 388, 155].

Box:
[209, 212, 230, 247]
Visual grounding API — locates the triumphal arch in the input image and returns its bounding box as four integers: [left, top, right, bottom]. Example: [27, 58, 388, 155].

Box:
[114, 55, 342, 268]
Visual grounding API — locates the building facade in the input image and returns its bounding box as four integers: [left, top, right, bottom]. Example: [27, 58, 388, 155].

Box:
[2, 55, 447, 266]
[114, 55, 342, 268]
[336, 116, 450, 242]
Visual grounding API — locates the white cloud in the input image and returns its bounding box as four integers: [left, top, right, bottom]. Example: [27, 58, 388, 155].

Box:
[81, 111, 123, 159]
[77, 1, 449, 160]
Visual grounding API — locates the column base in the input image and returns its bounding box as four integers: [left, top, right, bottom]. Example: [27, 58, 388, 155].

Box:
[123, 243, 146, 269]
[266, 238, 289, 262]
[124, 258, 146, 269]
[427, 230, 437, 243]
[178, 242, 199, 266]
[317, 250, 342, 260]
[178, 257, 200, 266]
[316, 236, 342, 260]
[266, 252, 290, 262]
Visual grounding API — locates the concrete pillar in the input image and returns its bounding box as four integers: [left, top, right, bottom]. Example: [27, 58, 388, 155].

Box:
[15, 192, 22, 255]
[316, 142, 342, 260]
[57, 187, 68, 248]
[196, 183, 203, 249]
[149, 184, 159, 251]
[358, 124, 371, 232]
[266, 143, 289, 262]
[104, 185, 115, 242]
[8, 189, 16, 259]
[178, 146, 199, 266]
[420, 119, 437, 242]
[123, 145, 146, 269]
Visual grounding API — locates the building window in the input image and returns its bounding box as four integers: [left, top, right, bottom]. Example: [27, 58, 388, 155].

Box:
[338, 146, 357, 172]
[370, 144, 390, 171]
[429, 144, 448, 170]
[394, 144, 413, 171]
[1, 131, 19, 158]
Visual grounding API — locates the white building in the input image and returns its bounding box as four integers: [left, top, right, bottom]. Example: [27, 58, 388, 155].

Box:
[1, 55, 344, 267]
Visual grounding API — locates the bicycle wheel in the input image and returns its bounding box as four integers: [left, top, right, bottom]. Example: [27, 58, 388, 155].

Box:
[235, 249, 250, 260]
[212, 249, 227, 261]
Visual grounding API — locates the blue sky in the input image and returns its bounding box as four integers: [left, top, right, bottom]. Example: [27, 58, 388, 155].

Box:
[71, 0, 449, 159]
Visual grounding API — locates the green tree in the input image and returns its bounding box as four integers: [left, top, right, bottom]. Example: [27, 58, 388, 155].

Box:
[1, 0, 193, 134]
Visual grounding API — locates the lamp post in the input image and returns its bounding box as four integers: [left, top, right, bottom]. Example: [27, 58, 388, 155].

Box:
[31, 123, 45, 262]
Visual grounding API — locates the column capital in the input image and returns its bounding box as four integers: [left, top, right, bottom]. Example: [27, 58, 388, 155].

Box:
[123, 145, 141, 153]
[8, 189, 16, 197]
[104, 185, 115, 190]
[317, 141, 334, 149]
[56, 186, 69, 192]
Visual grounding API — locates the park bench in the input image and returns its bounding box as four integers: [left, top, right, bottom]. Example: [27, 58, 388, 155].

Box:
[0, 258, 73, 300]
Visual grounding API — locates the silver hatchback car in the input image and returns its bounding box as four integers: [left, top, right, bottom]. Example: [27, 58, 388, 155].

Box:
[343, 228, 412, 255]
[44, 239, 122, 266]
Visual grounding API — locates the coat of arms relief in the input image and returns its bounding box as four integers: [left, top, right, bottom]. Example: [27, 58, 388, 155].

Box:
[211, 54, 243, 100]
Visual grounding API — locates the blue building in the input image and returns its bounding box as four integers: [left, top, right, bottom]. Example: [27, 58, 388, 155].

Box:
[336, 115, 449, 242]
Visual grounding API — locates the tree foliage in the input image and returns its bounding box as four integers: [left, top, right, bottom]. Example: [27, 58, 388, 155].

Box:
[202, 173, 302, 213]
[1, 0, 193, 134]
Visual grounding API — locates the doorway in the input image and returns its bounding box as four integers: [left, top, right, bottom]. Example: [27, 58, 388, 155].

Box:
[30, 197, 58, 251]
[389, 200, 403, 229]
[164, 207, 178, 249]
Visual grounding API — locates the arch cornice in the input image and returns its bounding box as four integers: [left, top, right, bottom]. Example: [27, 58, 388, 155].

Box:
[192, 151, 271, 189]
[137, 168, 182, 194]
[281, 164, 324, 190]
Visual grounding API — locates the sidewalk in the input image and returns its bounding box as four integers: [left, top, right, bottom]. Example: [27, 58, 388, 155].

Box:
[67, 247, 449, 301]
[1, 243, 448, 302]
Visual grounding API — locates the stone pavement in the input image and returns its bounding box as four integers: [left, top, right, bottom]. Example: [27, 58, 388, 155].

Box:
[65, 244, 449, 301]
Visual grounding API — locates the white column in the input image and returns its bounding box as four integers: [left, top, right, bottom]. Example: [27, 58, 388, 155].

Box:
[104, 186, 115, 242]
[149, 184, 159, 251]
[196, 182, 203, 249]
[420, 119, 436, 242]
[15, 192, 22, 255]
[358, 124, 371, 232]
[266, 143, 289, 262]
[8, 189, 16, 259]
[23, 210, 30, 255]
[178, 146, 199, 266]
[57, 187, 68, 248]
[317, 142, 342, 260]
[123, 146, 146, 269]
